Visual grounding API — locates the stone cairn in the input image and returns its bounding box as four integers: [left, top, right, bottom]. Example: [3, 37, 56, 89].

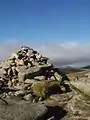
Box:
[0, 46, 69, 102]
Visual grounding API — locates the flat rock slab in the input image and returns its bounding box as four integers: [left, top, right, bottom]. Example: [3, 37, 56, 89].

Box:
[0, 98, 47, 120]
[70, 79, 90, 96]
[43, 92, 73, 107]
[64, 95, 90, 120]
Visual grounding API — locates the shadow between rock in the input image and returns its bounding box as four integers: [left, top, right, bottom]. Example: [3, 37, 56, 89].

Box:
[40, 106, 67, 120]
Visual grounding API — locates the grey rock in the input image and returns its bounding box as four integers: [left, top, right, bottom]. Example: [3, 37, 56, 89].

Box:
[39, 63, 53, 69]
[16, 66, 28, 72]
[11, 66, 18, 76]
[23, 94, 33, 101]
[11, 53, 19, 59]
[50, 93, 73, 103]
[70, 79, 90, 101]
[14, 90, 25, 97]
[0, 61, 11, 70]
[29, 57, 34, 62]
[0, 73, 10, 81]
[7, 68, 13, 76]
[54, 72, 62, 81]
[36, 53, 42, 59]
[34, 76, 45, 81]
[0, 99, 47, 120]
[0, 68, 7, 75]
[27, 49, 33, 57]
[13, 84, 29, 90]
[47, 116, 54, 120]
[12, 78, 18, 86]
[18, 66, 42, 83]
[21, 46, 33, 51]
[24, 79, 36, 84]
[15, 59, 25, 66]
[50, 76, 56, 81]
[8, 80, 12, 88]
[37, 57, 48, 63]
[8, 92, 15, 97]
[18, 72, 25, 83]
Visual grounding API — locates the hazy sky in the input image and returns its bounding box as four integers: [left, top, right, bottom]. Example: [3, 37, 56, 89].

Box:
[0, 0, 90, 67]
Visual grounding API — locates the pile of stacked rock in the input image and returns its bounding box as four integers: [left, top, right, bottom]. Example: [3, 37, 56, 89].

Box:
[0, 46, 69, 101]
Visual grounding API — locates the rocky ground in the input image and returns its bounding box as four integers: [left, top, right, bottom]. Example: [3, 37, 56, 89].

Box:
[0, 46, 90, 120]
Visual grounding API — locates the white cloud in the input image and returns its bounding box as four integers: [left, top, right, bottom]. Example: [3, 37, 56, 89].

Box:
[0, 40, 90, 67]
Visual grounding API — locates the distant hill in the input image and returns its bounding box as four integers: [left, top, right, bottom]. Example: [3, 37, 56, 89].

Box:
[82, 65, 90, 69]
[59, 66, 84, 74]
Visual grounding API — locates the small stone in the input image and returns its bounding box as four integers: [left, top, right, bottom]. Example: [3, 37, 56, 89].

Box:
[33, 50, 37, 54]
[0, 68, 7, 75]
[23, 94, 33, 101]
[47, 116, 54, 120]
[29, 58, 34, 62]
[12, 66, 18, 76]
[25, 79, 36, 84]
[54, 72, 62, 81]
[21, 46, 32, 51]
[8, 91, 14, 96]
[7, 68, 13, 76]
[18, 72, 25, 83]
[28, 63, 32, 67]
[50, 76, 56, 81]
[12, 78, 18, 86]
[8, 80, 12, 87]
[9, 59, 16, 66]
[0, 80, 4, 87]
[14, 90, 25, 97]
[15, 59, 25, 66]
[34, 76, 45, 81]
[36, 53, 42, 59]
[1, 93, 7, 98]
[1, 61, 11, 70]
[11, 53, 18, 59]
[61, 86, 66, 92]
[16, 66, 27, 72]
[13, 84, 25, 90]
[27, 49, 33, 57]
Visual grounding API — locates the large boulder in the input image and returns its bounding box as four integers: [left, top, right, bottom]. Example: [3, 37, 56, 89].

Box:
[18, 66, 42, 83]
[70, 79, 90, 102]
[0, 98, 47, 120]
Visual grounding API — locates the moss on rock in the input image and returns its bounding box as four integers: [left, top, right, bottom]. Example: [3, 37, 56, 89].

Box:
[31, 80, 65, 101]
